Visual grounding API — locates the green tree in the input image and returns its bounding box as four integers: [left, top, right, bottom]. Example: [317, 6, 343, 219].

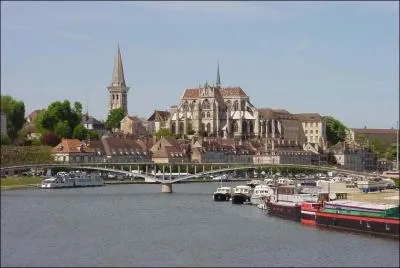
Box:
[0, 95, 26, 140]
[154, 128, 173, 139]
[105, 108, 126, 130]
[54, 121, 72, 138]
[0, 134, 11, 145]
[36, 100, 82, 139]
[73, 102, 83, 119]
[323, 116, 348, 147]
[87, 130, 100, 140]
[72, 124, 88, 140]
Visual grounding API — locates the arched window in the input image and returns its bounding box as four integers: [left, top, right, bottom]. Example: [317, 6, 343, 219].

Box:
[116, 95, 119, 100]
[242, 121, 248, 133]
[232, 121, 238, 133]
[233, 100, 239, 111]
[183, 101, 189, 111]
[207, 112, 210, 118]
[112, 94, 115, 100]
[171, 122, 176, 134]
[202, 99, 210, 109]
[206, 123, 211, 133]
[201, 112, 205, 118]
[249, 121, 254, 133]
[179, 122, 184, 133]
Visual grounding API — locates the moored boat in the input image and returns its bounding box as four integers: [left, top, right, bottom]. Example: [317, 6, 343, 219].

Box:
[315, 200, 400, 238]
[231, 185, 253, 204]
[213, 186, 232, 201]
[40, 173, 104, 189]
[250, 184, 274, 205]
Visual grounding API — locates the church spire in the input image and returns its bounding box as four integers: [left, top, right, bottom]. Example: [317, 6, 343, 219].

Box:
[110, 45, 126, 87]
[216, 61, 221, 88]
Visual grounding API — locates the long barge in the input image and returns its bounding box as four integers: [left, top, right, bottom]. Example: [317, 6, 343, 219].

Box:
[314, 200, 400, 238]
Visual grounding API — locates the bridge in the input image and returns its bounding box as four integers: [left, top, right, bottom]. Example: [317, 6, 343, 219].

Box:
[2, 162, 393, 193]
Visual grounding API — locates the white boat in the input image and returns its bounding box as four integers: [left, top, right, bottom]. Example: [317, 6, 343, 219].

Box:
[356, 177, 388, 192]
[231, 185, 253, 204]
[247, 179, 261, 188]
[40, 176, 74, 188]
[213, 186, 232, 201]
[250, 184, 275, 205]
[40, 174, 104, 189]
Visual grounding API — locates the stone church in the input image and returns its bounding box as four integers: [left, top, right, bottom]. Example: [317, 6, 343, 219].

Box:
[149, 65, 306, 144]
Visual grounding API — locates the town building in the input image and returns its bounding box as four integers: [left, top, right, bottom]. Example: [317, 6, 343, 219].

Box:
[53, 138, 95, 163]
[329, 141, 377, 171]
[82, 115, 107, 137]
[150, 65, 306, 148]
[120, 115, 149, 137]
[147, 110, 170, 134]
[107, 46, 129, 115]
[346, 128, 397, 147]
[24, 110, 42, 140]
[190, 137, 255, 163]
[295, 113, 327, 151]
[89, 135, 152, 163]
[150, 137, 190, 163]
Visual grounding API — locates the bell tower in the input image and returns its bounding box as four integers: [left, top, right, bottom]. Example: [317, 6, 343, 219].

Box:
[107, 45, 129, 115]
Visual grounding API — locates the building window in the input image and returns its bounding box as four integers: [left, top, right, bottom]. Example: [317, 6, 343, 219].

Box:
[316, 130, 319, 134]
[305, 130, 308, 134]
[207, 112, 210, 118]
[234, 101, 239, 111]
[310, 130, 313, 134]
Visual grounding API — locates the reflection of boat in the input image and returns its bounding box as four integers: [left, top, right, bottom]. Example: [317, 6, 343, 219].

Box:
[213, 187, 232, 201]
[231, 185, 253, 204]
[40, 174, 104, 189]
[250, 185, 274, 205]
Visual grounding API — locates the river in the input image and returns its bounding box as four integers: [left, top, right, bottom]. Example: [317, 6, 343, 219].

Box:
[1, 182, 399, 267]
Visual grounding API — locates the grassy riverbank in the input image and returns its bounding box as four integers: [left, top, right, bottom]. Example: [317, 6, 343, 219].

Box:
[1, 176, 43, 190]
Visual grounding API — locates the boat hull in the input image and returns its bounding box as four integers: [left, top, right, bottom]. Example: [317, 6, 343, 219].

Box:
[231, 193, 251, 204]
[213, 193, 230, 201]
[301, 210, 317, 225]
[266, 202, 301, 221]
[316, 211, 400, 238]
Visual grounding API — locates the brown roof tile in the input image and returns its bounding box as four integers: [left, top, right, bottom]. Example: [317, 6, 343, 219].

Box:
[295, 113, 322, 122]
[53, 139, 94, 153]
[182, 87, 248, 99]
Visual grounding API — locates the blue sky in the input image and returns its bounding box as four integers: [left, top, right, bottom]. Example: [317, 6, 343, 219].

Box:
[1, 1, 399, 128]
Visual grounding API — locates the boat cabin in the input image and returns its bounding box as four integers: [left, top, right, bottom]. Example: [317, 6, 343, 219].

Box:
[215, 187, 232, 194]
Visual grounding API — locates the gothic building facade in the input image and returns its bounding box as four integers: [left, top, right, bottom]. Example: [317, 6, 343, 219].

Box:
[150, 65, 306, 145]
[107, 46, 129, 115]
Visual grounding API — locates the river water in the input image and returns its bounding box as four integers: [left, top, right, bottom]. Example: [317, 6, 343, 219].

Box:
[1, 183, 399, 267]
